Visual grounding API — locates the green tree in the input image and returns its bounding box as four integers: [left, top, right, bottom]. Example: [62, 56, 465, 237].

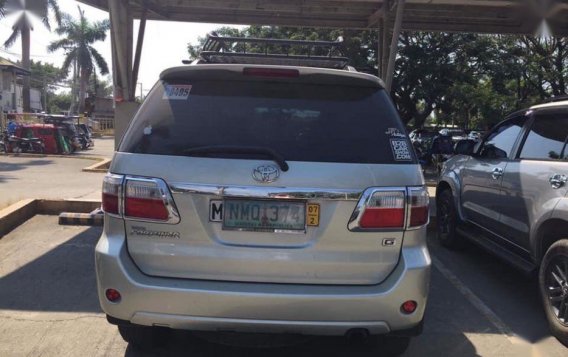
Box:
[48, 6, 110, 114]
[188, 26, 568, 129]
[3, 0, 62, 112]
[48, 92, 71, 114]
[29, 60, 63, 113]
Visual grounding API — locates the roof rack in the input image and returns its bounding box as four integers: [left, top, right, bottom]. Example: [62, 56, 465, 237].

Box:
[544, 95, 568, 103]
[197, 33, 350, 69]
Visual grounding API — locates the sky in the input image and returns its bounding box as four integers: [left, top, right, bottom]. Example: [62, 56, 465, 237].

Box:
[0, 0, 239, 97]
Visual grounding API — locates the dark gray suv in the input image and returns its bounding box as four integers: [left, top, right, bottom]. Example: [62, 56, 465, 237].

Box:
[436, 99, 568, 346]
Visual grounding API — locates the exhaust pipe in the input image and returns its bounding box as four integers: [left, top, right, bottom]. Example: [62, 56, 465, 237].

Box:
[345, 328, 370, 342]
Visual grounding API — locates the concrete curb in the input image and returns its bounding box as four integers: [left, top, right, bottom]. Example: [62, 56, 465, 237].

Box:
[82, 158, 111, 173]
[0, 199, 102, 238]
[2, 153, 103, 161]
[59, 210, 104, 226]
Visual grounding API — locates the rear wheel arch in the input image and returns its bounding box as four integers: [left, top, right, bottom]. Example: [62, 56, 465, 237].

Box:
[536, 219, 568, 262]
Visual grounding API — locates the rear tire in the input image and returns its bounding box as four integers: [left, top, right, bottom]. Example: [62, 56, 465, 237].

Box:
[117, 324, 169, 350]
[436, 189, 463, 249]
[539, 239, 568, 347]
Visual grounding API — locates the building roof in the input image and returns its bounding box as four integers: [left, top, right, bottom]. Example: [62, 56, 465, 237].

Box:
[78, 0, 568, 35]
[0, 57, 30, 76]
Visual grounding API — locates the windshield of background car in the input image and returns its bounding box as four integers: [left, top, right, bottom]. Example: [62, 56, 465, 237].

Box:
[119, 80, 416, 164]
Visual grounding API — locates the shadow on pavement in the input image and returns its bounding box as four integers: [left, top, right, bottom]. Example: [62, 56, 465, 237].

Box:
[0, 225, 101, 313]
[428, 234, 551, 346]
[0, 159, 54, 182]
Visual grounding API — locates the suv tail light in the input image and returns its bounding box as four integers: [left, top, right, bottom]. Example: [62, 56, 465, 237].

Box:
[101, 174, 179, 223]
[348, 187, 429, 231]
[102, 174, 123, 215]
[408, 187, 430, 228]
[360, 191, 406, 228]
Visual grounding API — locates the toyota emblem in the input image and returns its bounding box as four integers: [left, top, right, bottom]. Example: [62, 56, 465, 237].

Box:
[252, 165, 280, 183]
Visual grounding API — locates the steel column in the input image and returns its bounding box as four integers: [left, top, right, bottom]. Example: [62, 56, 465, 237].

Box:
[385, 0, 405, 91]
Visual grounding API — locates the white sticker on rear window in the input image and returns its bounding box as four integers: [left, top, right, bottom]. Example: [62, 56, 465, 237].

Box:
[385, 128, 406, 138]
[163, 85, 192, 100]
[390, 139, 412, 161]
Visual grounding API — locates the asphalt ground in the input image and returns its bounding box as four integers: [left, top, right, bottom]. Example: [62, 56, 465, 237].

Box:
[1, 216, 566, 357]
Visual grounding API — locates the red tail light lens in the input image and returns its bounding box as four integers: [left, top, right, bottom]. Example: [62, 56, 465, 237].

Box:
[243, 67, 300, 78]
[358, 191, 406, 229]
[409, 187, 429, 227]
[124, 178, 178, 222]
[102, 174, 123, 215]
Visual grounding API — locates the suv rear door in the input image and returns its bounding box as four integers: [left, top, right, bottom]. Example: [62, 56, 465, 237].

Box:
[113, 66, 424, 286]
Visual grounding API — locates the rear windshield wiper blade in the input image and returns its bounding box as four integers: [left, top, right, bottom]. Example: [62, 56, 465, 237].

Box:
[182, 145, 289, 172]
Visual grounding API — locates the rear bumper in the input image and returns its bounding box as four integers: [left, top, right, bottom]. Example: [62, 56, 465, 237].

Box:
[95, 228, 431, 336]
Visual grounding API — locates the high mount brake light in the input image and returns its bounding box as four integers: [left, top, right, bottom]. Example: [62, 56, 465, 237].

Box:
[101, 174, 180, 223]
[243, 68, 300, 78]
[348, 187, 429, 231]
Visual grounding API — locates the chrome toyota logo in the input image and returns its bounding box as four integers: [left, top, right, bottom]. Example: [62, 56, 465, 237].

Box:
[252, 165, 280, 183]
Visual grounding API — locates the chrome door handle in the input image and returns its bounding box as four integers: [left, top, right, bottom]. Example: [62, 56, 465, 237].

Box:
[491, 167, 504, 180]
[549, 174, 567, 189]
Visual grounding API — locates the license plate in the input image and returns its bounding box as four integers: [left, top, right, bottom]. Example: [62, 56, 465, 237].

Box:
[214, 199, 306, 232]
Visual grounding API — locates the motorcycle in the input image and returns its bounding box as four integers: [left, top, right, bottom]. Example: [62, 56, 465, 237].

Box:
[1, 130, 45, 154]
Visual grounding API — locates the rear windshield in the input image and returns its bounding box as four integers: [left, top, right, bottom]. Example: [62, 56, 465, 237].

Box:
[119, 80, 415, 164]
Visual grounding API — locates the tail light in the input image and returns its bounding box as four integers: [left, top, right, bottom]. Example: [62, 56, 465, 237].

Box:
[348, 186, 429, 231]
[349, 189, 406, 230]
[102, 174, 123, 215]
[101, 173, 179, 223]
[408, 187, 429, 228]
[125, 177, 178, 222]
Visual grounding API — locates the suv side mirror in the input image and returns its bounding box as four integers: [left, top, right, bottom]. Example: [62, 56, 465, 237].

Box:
[454, 139, 476, 156]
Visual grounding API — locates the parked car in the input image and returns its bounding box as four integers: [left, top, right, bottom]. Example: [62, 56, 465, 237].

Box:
[96, 61, 430, 353]
[436, 99, 568, 346]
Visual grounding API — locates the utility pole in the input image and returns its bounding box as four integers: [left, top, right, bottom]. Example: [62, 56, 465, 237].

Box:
[43, 77, 47, 113]
[139, 82, 143, 100]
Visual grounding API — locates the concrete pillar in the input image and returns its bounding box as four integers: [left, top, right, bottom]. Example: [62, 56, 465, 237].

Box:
[108, 0, 140, 149]
[385, 0, 405, 92]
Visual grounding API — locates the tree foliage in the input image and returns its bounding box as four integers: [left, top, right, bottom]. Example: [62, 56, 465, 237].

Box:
[188, 26, 568, 129]
[48, 6, 110, 113]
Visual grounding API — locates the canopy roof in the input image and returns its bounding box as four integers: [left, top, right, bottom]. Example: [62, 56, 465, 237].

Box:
[79, 0, 568, 35]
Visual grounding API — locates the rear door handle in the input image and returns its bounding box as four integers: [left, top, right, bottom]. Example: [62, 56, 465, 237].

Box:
[491, 167, 504, 180]
[549, 174, 567, 189]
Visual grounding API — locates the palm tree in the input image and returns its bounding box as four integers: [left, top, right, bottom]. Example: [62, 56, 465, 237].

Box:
[48, 6, 110, 114]
[3, 0, 62, 112]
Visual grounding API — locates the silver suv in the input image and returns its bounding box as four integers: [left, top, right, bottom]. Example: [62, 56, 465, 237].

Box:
[96, 63, 430, 353]
[437, 99, 568, 346]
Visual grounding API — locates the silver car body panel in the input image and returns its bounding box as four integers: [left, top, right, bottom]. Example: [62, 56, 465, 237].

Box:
[96, 216, 430, 335]
[110, 153, 424, 285]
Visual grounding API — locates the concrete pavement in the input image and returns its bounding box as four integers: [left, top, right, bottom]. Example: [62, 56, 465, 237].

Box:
[0, 215, 565, 356]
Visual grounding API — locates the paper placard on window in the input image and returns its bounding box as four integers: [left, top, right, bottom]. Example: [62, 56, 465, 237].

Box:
[163, 85, 192, 100]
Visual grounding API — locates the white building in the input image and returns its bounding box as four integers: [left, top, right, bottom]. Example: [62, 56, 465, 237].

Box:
[0, 57, 42, 113]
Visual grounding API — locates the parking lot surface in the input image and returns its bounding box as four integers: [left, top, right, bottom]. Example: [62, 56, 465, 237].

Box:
[0, 216, 566, 356]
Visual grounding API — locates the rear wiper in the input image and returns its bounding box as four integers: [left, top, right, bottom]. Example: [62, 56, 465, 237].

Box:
[182, 145, 289, 172]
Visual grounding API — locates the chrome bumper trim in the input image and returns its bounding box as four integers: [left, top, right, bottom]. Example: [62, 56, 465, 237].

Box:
[169, 183, 362, 201]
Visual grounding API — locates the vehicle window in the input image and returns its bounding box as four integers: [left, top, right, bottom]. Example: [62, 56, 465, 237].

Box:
[120, 80, 415, 164]
[479, 116, 525, 159]
[519, 112, 568, 160]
